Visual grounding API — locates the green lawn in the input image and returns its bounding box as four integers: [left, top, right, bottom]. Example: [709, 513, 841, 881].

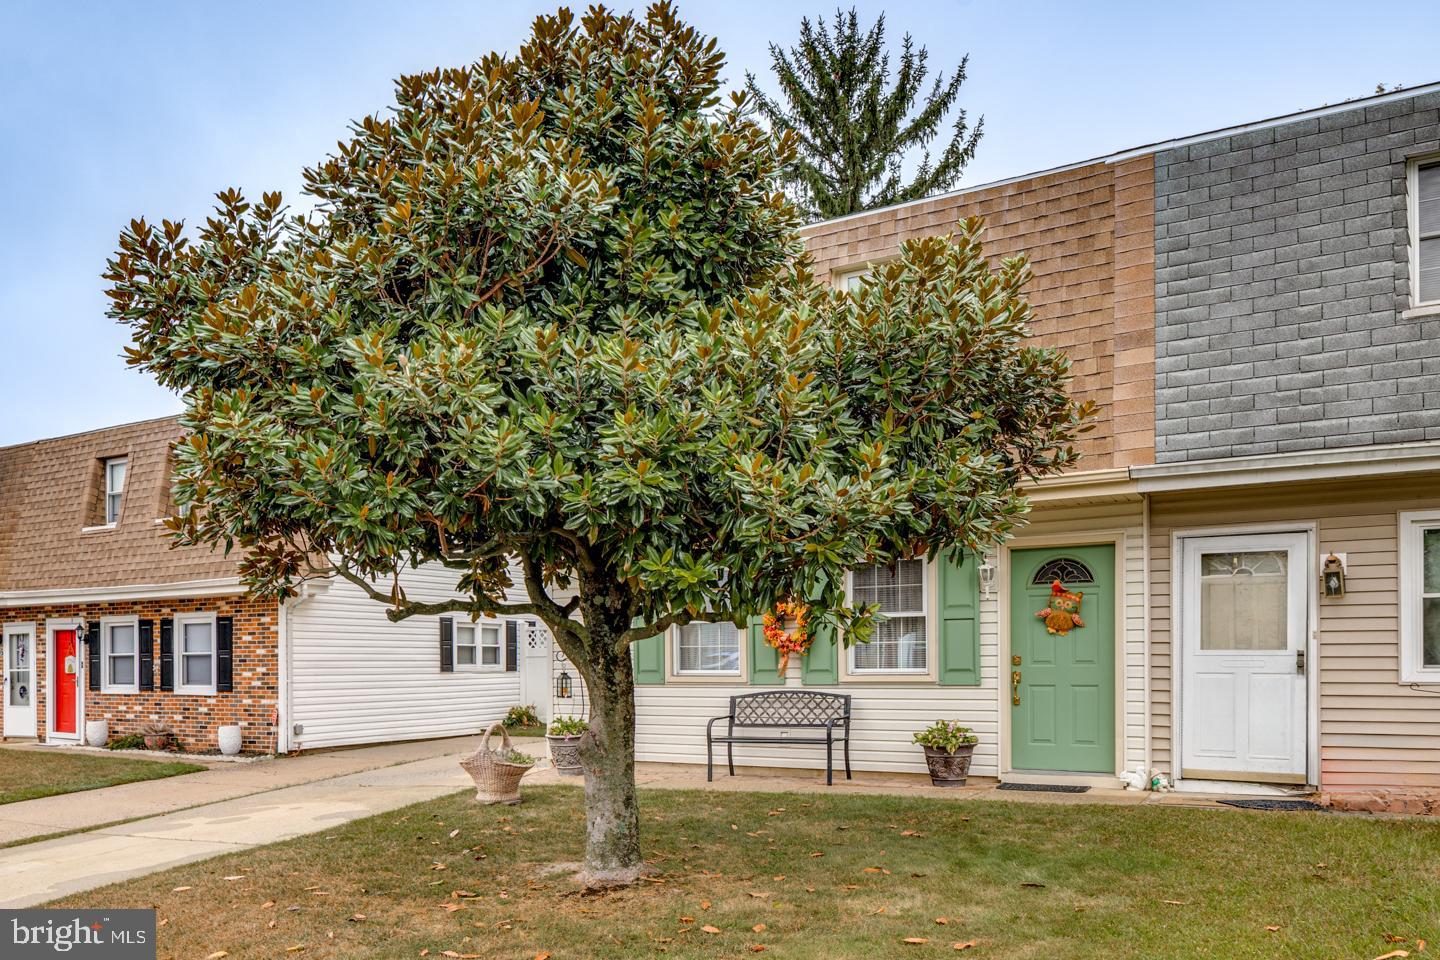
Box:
[0, 747, 203, 805]
[54, 785, 1439, 959]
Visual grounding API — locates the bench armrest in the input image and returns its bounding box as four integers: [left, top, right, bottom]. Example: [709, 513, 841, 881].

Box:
[706, 714, 735, 737]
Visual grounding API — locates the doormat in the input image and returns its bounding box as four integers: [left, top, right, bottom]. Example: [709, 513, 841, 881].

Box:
[1218, 799, 1326, 812]
[997, 782, 1091, 794]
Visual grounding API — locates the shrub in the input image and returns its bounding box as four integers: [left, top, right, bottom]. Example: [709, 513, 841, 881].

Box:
[106, 733, 147, 751]
[548, 716, 589, 737]
[913, 720, 979, 752]
[500, 748, 538, 766]
[504, 705, 540, 729]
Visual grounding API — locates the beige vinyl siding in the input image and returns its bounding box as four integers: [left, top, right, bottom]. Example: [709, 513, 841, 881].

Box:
[1148, 476, 1440, 793]
[631, 498, 1148, 778]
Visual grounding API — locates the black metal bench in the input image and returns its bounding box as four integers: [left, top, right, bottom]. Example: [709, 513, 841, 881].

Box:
[706, 691, 852, 785]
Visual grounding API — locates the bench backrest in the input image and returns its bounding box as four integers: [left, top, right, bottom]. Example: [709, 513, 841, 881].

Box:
[731, 691, 851, 727]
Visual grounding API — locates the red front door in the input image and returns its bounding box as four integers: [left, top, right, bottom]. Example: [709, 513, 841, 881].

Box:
[52, 629, 79, 735]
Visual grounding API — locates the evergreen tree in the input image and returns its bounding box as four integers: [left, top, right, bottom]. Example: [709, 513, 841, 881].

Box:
[747, 8, 983, 219]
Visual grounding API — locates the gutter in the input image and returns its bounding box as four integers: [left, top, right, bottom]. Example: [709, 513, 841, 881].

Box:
[0, 577, 247, 607]
[1129, 441, 1440, 493]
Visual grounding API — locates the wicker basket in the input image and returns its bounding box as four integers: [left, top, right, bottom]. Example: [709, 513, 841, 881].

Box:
[460, 723, 534, 805]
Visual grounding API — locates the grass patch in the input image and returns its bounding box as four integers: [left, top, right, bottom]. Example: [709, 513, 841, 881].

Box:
[0, 747, 204, 805]
[55, 785, 1440, 959]
[501, 724, 547, 739]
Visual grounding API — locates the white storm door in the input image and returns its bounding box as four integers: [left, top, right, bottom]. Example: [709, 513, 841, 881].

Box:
[4, 625, 38, 738]
[519, 620, 552, 724]
[1180, 532, 1309, 784]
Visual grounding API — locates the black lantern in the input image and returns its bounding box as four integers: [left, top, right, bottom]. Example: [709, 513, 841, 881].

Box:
[556, 669, 573, 699]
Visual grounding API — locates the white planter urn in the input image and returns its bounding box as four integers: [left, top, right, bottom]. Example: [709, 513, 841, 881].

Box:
[217, 725, 243, 756]
[85, 719, 109, 748]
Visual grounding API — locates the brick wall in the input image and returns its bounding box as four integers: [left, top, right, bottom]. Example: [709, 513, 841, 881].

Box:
[801, 160, 1157, 470]
[1153, 89, 1440, 462]
[0, 593, 280, 753]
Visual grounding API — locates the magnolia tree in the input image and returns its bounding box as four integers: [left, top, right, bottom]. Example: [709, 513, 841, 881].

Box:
[106, 4, 1090, 884]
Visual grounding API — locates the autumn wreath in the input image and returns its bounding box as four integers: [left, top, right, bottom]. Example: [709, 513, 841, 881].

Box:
[762, 600, 812, 674]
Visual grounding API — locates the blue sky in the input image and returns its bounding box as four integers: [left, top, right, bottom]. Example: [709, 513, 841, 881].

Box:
[3, 1, 1439, 445]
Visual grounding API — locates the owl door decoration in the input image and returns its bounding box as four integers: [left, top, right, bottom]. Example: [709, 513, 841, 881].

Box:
[1036, 580, 1084, 636]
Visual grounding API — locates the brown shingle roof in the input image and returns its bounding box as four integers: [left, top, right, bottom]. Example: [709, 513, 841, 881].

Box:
[0, 416, 242, 592]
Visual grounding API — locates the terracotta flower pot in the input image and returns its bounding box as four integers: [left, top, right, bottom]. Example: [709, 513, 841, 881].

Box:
[922, 743, 976, 787]
[547, 734, 584, 776]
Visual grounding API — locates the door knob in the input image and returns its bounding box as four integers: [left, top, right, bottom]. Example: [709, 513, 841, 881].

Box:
[1296, 649, 1306, 675]
[1011, 670, 1022, 706]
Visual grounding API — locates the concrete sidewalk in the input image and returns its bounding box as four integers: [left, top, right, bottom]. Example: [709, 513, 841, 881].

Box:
[0, 735, 536, 907]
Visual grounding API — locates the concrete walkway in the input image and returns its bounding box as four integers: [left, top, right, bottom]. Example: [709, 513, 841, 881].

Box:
[0, 735, 532, 908]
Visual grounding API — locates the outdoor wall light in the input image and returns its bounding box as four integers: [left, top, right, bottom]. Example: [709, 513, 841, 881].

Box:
[1322, 553, 1346, 598]
[977, 559, 997, 599]
[556, 669, 573, 699]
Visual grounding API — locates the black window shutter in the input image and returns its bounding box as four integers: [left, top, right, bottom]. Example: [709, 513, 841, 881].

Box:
[159, 618, 174, 691]
[439, 617, 454, 673]
[86, 621, 101, 691]
[139, 619, 155, 691]
[505, 621, 519, 672]
[216, 616, 234, 692]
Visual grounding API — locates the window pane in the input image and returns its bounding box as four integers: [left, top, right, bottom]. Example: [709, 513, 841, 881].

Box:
[110, 656, 135, 686]
[1420, 164, 1440, 234]
[107, 459, 126, 493]
[7, 669, 28, 706]
[481, 646, 500, 665]
[183, 622, 212, 654]
[677, 622, 740, 673]
[1199, 551, 1288, 651]
[853, 560, 925, 613]
[1421, 238, 1440, 304]
[107, 492, 122, 524]
[1424, 529, 1440, 594]
[183, 654, 211, 687]
[1425, 597, 1440, 669]
[456, 626, 476, 665]
[852, 616, 927, 670]
[109, 625, 135, 655]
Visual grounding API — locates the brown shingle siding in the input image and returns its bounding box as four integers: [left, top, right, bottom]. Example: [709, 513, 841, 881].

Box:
[0, 417, 242, 592]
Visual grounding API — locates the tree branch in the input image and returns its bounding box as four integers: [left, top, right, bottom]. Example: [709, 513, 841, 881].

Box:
[620, 608, 744, 650]
[518, 549, 588, 645]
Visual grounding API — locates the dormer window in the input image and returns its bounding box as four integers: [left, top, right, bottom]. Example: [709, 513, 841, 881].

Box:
[104, 457, 127, 525]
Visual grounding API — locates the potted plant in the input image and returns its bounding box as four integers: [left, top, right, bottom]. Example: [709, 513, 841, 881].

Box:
[139, 722, 175, 752]
[913, 720, 979, 787]
[546, 716, 588, 776]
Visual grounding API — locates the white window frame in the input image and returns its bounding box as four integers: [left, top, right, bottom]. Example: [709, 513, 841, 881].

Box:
[101, 616, 140, 694]
[1399, 509, 1440, 683]
[455, 621, 504, 672]
[844, 557, 933, 678]
[1408, 156, 1440, 309]
[670, 620, 744, 678]
[175, 611, 218, 695]
[104, 457, 127, 526]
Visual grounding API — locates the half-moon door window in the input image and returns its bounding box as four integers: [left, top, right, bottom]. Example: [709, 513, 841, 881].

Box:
[1031, 557, 1095, 586]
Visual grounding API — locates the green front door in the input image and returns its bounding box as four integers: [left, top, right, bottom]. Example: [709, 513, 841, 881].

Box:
[1009, 544, 1116, 774]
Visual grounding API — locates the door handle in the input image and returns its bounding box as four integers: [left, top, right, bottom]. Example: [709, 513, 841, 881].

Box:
[1011, 670, 1022, 706]
[1296, 649, 1306, 675]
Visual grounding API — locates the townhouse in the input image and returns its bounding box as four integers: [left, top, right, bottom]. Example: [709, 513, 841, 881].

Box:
[0, 418, 554, 755]
[621, 83, 1440, 813]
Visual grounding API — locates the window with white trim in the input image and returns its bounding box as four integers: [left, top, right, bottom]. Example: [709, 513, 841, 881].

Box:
[836, 267, 871, 292]
[102, 618, 139, 693]
[104, 457, 127, 525]
[1412, 160, 1440, 307]
[1400, 510, 1440, 682]
[456, 622, 502, 670]
[848, 559, 928, 673]
[176, 612, 216, 694]
[673, 621, 742, 676]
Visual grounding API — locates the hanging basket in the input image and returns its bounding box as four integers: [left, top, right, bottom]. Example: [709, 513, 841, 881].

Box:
[460, 723, 535, 805]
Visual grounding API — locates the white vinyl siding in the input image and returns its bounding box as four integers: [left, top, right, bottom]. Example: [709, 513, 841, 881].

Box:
[288, 561, 531, 750]
[674, 621, 741, 675]
[175, 613, 216, 694]
[102, 618, 138, 693]
[1416, 161, 1440, 305]
[104, 458, 126, 525]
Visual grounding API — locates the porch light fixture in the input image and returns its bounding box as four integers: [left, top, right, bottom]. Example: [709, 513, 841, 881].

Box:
[555, 669, 573, 700]
[977, 559, 997, 599]
[1322, 553, 1346, 598]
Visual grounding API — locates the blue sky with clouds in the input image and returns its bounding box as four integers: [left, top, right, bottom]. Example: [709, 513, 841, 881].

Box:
[3, 1, 1439, 445]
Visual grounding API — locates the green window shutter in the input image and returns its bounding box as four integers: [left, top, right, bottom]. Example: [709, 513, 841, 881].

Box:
[747, 615, 781, 685]
[938, 548, 981, 686]
[801, 616, 839, 686]
[632, 631, 666, 685]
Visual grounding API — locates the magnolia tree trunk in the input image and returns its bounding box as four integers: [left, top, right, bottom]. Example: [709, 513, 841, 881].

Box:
[567, 586, 645, 886]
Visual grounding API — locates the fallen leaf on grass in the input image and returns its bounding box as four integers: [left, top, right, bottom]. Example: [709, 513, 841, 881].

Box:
[871, 906, 887, 916]
[1386, 936, 1411, 944]
[349, 914, 366, 922]
[903, 938, 930, 945]
[679, 916, 695, 923]
[700, 900, 712, 910]
[900, 830, 924, 837]
[934, 918, 949, 925]
[809, 851, 825, 858]
[1020, 882, 1045, 889]
[1265, 925, 1282, 932]
[953, 942, 977, 951]
[448, 829, 459, 838]
[440, 904, 463, 914]
[261, 901, 276, 909]
[535, 954, 551, 960]
[285, 946, 305, 953]
[173, 886, 194, 893]
[750, 947, 767, 954]
[752, 924, 767, 933]
[1162, 899, 1187, 906]
[222, 875, 247, 882]
[205, 953, 228, 960]
[440, 952, 482, 959]
[701, 925, 721, 934]
[747, 891, 771, 899]
[1372, 952, 1410, 960]
[267, 920, 277, 930]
